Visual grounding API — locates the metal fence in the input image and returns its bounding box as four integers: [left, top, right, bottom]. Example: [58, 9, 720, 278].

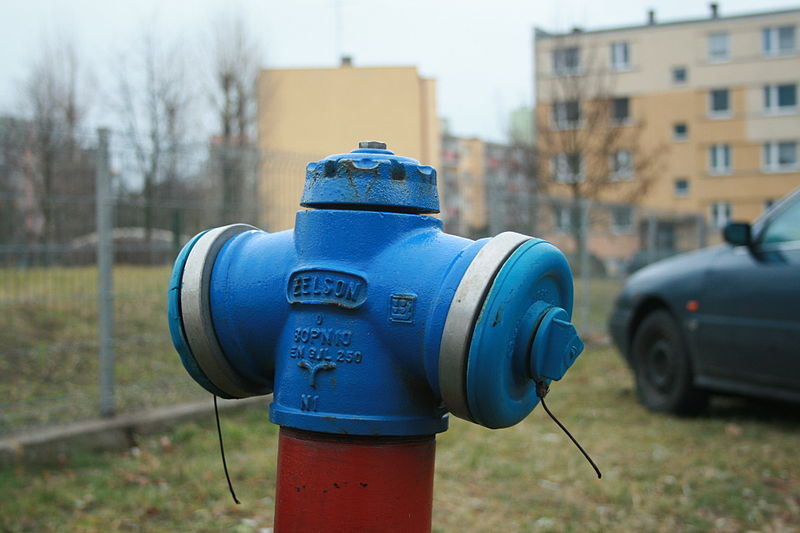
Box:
[0, 131, 711, 435]
[0, 129, 269, 434]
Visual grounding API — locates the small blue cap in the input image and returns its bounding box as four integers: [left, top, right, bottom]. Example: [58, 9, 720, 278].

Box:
[301, 146, 439, 214]
[529, 307, 584, 381]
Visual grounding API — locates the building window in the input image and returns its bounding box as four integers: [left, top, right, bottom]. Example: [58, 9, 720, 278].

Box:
[763, 26, 796, 55]
[673, 123, 688, 140]
[709, 89, 730, 117]
[763, 84, 797, 113]
[553, 47, 580, 74]
[672, 66, 687, 84]
[610, 150, 634, 180]
[612, 206, 634, 233]
[710, 201, 732, 228]
[709, 144, 732, 174]
[763, 141, 798, 172]
[610, 41, 630, 70]
[611, 97, 630, 124]
[674, 178, 689, 197]
[552, 100, 581, 128]
[708, 32, 729, 62]
[552, 152, 583, 183]
[553, 206, 572, 232]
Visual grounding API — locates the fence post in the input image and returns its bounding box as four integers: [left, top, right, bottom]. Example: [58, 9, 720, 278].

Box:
[96, 128, 115, 417]
[578, 197, 591, 333]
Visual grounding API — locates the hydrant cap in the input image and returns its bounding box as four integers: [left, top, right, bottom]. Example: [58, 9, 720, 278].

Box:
[301, 143, 440, 214]
[462, 238, 577, 429]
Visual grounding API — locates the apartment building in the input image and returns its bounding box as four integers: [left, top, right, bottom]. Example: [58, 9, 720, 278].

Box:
[439, 134, 535, 238]
[440, 135, 486, 236]
[256, 61, 440, 231]
[535, 5, 800, 230]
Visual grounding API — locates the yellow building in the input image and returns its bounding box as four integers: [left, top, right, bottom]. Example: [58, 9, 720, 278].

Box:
[535, 6, 800, 229]
[257, 63, 440, 231]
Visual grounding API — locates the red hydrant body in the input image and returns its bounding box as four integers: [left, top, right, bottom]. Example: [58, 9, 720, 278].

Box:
[275, 428, 436, 532]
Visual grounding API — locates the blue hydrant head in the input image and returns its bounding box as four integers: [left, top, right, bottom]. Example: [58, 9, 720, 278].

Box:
[301, 141, 440, 214]
[168, 142, 584, 435]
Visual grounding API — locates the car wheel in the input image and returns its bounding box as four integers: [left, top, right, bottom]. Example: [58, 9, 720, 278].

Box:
[632, 310, 707, 415]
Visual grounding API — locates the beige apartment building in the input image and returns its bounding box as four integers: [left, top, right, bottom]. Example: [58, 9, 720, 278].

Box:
[256, 62, 440, 231]
[535, 6, 800, 231]
[440, 134, 535, 239]
[440, 136, 487, 236]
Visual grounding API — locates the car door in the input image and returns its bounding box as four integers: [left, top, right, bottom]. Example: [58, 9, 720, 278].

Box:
[698, 193, 800, 393]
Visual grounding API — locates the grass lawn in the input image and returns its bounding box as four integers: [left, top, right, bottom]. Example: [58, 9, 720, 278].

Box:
[2, 346, 798, 532]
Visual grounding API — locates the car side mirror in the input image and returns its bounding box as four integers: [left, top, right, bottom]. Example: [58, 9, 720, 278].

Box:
[723, 222, 751, 246]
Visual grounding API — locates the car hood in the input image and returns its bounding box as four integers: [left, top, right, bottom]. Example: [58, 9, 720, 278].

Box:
[619, 245, 727, 306]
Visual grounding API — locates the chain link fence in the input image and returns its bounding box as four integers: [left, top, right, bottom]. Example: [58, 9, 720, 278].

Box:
[0, 130, 711, 436]
[0, 129, 300, 435]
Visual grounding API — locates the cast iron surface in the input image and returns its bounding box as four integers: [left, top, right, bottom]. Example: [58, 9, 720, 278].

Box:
[170, 144, 584, 435]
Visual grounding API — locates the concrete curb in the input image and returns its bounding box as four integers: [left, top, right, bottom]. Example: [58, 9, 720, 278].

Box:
[0, 396, 268, 466]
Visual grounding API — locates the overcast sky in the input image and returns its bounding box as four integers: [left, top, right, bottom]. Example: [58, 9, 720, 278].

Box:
[2, 0, 798, 142]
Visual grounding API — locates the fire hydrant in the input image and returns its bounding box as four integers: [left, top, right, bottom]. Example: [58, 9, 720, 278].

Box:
[168, 141, 584, 531]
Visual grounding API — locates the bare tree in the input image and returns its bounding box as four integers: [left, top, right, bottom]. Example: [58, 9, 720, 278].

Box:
[503, 112, 541, 237]
[0, 116, 29, 244]
[535, 33, 662, 259]
[112, 25, 193, 243]
[20, 37, 91, 243]
[208, 12, 261, 223]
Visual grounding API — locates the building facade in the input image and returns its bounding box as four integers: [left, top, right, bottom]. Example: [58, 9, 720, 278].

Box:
[439, 135, 536, 238]
[440, 135, 486, 236]
[535, 6, 800, 230]
[256, 63, 440, 231]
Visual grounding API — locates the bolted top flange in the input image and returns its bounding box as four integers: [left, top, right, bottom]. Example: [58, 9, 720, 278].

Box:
[301, 142, 440, 214]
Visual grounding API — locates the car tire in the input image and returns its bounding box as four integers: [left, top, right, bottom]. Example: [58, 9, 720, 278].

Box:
[632, 310, 707, 415]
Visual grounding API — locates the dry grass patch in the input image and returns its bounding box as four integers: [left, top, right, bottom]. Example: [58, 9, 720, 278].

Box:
[2, 346, 799, 532]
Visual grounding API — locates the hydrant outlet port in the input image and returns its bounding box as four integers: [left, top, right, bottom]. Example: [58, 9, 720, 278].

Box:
[170, 224, 272, 399]
[438, 231, 532, 422]
[461, 238, 579, 429]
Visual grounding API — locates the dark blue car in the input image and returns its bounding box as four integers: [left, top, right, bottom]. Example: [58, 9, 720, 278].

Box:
[609, 188, 800, 414]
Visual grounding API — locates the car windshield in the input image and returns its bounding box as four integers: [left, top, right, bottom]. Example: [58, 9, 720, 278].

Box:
[761, 193, 800, 245]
